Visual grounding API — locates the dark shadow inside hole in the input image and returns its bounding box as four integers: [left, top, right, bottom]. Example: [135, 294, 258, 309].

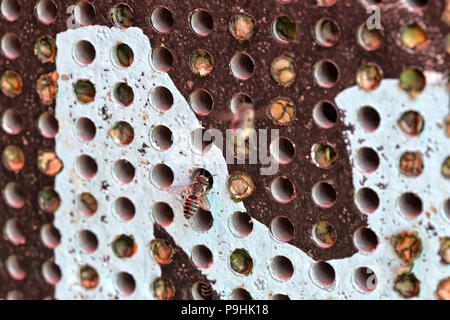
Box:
[313, 261, 336, 287]
[231, 211, 253, 237]
[152, 46, 174, 72]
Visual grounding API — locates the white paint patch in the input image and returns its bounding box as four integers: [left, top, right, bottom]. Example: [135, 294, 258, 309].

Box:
[335, 74, 450, 299]
[54, 26, 449, 300]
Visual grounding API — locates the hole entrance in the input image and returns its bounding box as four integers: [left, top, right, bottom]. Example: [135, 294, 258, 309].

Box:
[444, 198, 450, 221]
[399, 151, 423, 177]
[270, 177, 295, 204]
[272, 294, 290, 300]
[311, 261, 336, 288]
[4, 218, 25, 245]
[113, 159, 135, 184]
[270, 137, 295, 164]
[355, 188, 379, 213]
[151, 46, 174, 72]
[358, 106, 380, 132]
[40, 224, 61, 249]
[150, 6, 174, 34]
[312, 221, 337, 248]
[270, 256, 294, 281]
[189, 89, 214, 115]
[151, 125, 173, 150]
[398, 111, 424, 136]
[356, 63, 383, 91]
[314, 18, 340, 47]
[356, 147, 379, 173]
[189, 49, 214, 77]
[406, 0, 428, 8]
[114, 197, 135, 221]
[112, 235, 136, 258]
[190, 9, 213, 36]
[116, 272, 136, 296]
[73, 1, 96, 26]
[2, 145, 24, 171]
[191, 245, 213, 269]
[151, 86, 173, 111]
[76, 155, 98, 179]
[270, 56, 296, 87]
[78, 230, 98, 253]
[190, 168, 213, 194]
[74, 40, 96, 65]
[152, 164, 174, 188]
[6, 255, 26, 280]
[231, 288, 252, 300]
[77, 192, 98, 217]
[401, 23, 428, 52]
[114, 82, 134, 106]
[230, 92, 253, 113]
[191, 209, 213, 232]
[227, 172, 255, 201]
[353, 227, 379, 253]
[75, 117, 96, 142]
[1, 70, 22, 98]
[3, 182, 25, 209]
[42, 261, 61, 285]
[230, 249, 253, 275]
[230, 211, 253, 237]
[110, 3, 135, 28]
[38, 187, 61, 213]
[108, 121, 134, 146]
[112, 43, 134, 68]
[35, 0, 57, 25]
[2, 108, 22, 135]
[312, 181, 337, 209]
[191, 281, 214, 300]
[398, 192, 423, 218]
[358, 23, 383, 51]
[354, 267, 377, 292]
[80, 265, 99, 290]
[230, 53, 255, 80]
[399, 68, 426, 99]
[272, 15, 296, 43]
[1, 0, 20, 22]
[312, 142, 337, 169]
[229, 12, 255, 41]
[74, 79, 96, 104]
[314, 59, 339, 88]
[152, 202, 174, 227]
[313, 100, 338, 129]
[151, 239, 174, 265]
[270, 216, 294, 242]
[1, 33, 20, 59]
[38, 112, 58, 138]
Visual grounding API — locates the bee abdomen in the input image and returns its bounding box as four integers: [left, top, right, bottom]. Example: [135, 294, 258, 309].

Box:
[183, 195, 199, 220]
[199, 282, 213, 300]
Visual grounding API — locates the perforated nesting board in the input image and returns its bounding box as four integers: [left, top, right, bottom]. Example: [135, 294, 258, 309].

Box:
[53, 26, 449, 300]
[0, 0, 448, 300]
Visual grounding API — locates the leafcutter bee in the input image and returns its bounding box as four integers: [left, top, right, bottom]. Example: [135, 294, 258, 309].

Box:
[167, 169, 213, 220]
[182, 172, 211, 220]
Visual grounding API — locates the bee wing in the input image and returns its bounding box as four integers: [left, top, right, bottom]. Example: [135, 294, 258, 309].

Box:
[198, 194, 211, 211]
[165, 184, 189, 196]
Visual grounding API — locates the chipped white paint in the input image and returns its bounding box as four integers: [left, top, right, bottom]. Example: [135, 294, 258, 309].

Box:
[54, 26, 448, 300]
[335, 74, 450, 299]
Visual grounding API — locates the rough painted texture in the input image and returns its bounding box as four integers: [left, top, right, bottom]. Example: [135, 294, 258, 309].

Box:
[0, 0, 62, 300]
[336, 74, 449, 299]
[54, 26, 449, 300]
